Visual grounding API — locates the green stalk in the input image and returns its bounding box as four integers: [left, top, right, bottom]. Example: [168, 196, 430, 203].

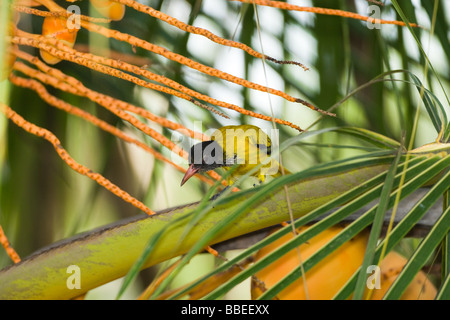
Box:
[352, 146, 403, 299]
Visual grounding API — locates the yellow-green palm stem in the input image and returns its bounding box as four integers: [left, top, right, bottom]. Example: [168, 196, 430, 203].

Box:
[0, 163, 392, 299]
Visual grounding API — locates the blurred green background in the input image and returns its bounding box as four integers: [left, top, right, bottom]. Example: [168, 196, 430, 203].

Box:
[0, 0, 448, 298]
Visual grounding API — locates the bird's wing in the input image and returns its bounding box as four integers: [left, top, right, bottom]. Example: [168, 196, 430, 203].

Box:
[211, 125, 273, 165]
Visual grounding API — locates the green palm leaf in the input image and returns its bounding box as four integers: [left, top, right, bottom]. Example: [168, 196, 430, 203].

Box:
[1, 0, 449, 301]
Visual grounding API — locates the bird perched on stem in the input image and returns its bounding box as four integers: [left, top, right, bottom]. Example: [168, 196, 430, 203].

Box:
[180, 125, 290, 187]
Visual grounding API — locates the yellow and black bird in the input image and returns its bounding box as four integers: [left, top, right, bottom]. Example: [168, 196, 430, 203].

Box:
[180, 125, 290, 187]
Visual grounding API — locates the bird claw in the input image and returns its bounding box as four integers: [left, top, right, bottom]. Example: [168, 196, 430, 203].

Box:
[210, 186, 229, 201]
[253, 180, 263, 187]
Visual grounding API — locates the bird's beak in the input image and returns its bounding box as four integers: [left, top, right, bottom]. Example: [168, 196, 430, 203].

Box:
[180, 164, 199, 186]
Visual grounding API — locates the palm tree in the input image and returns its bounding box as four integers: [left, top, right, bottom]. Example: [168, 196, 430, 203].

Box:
[0, 0, 448, 300]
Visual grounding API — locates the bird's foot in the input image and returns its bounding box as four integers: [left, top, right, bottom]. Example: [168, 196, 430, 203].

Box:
[253, 180, 263, 187]
[210, 186, 229, 201]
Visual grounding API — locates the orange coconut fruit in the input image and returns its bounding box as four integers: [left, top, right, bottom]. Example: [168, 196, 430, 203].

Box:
[40, 16, 78, 65]
[252, 225, 437, 300]
[90, 0, 125, 21]
[367, 251, 437, 300]
[252, 225, 370, 300]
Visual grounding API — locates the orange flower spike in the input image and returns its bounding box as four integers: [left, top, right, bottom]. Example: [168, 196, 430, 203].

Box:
[115, 0, 308, 70]
[0, 103, 155, 216]
[9, 74, 217, 187]
[13, 5, 112, 23]
[40, 16, 78, 65]
[90, 0, 125, 21]
[233, 0, 419, 28]
[14, 0, 41, 6]
[0, 224, 21, 264]
[13, 59, 188, 159]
